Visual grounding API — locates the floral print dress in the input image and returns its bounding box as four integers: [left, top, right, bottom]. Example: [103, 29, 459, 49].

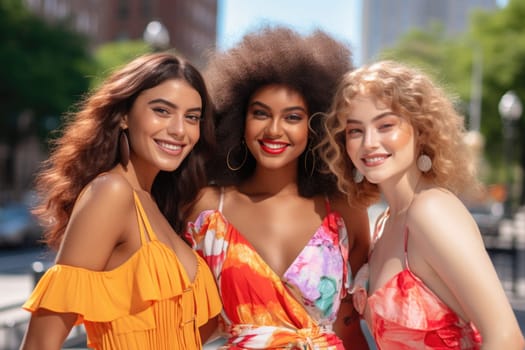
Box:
[351, 209, 482, 350]
[185, 189, 351, 349]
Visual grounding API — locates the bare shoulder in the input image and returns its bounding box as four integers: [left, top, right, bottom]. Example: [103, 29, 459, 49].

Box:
[329, 196, 366, 215]
[330, 195, 369, 229]
[84, 172, 134, 201]
[186, 185, 222, 222]
[56, 172, 135, 269]
[72, 172, 136, 218]
[409, 188, 472, 223]
[408, 187, 479, 244]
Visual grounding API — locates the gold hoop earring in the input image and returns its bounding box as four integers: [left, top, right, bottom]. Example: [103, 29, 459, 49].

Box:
[304, 144, 316, 177]
[226, 140, 247, 171]
[119, 129, 130, 168]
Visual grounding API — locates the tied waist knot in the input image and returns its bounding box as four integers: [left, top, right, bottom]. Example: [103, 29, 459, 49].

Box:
[224, 324, 338, 349]
[292, 327, 328, 349]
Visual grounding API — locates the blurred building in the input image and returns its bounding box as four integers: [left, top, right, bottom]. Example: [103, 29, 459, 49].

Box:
[22, 0, 217, 68]
[361, 0, 497, 63]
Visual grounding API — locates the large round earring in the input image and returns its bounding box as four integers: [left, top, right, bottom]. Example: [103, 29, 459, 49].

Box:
[226, 140, 247, 171]
[119, 129, 130, 168]
[417, 154, 432, 172]
[353, 168, 364, 183]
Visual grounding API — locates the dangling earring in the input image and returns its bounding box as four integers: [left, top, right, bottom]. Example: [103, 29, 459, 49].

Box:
[119, 129, 130, 168]
[304, 143, 316, 177]
[353, 168, 364, 183]
[226, 139, 247, 171]
[417, 154, 432, 172]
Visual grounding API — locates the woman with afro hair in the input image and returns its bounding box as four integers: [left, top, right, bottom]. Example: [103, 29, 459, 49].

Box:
[185, 26, 371, 349]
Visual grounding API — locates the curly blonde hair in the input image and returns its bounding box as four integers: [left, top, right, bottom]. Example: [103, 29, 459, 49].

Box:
[319, 60, 478, 206]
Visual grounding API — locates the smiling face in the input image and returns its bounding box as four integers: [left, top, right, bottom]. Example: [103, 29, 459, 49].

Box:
[123, 78, 202, 174]
[244, 84, 309, 172]
[343, 94, 417, 185]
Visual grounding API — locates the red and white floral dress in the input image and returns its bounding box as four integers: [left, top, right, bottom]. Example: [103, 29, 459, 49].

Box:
[351, 209, 482, 350]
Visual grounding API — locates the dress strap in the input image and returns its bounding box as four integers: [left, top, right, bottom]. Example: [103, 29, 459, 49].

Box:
[403, 227, 410, 269]
[132, 191, 157, 243]
[401, 177, 420, 269]
[218, 186, 225, 213]
[372, 208, 390, 243]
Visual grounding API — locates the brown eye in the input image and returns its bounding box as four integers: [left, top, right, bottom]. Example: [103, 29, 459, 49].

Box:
[153, 107, 169, 115]
[251, 109, 269, 118]
[285, 113, 303, 122]
[185, 114, 202, 124]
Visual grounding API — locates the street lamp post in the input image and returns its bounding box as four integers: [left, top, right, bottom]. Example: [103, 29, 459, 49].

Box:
[498, 90, 522, 218]
[143, 20, 170, 51]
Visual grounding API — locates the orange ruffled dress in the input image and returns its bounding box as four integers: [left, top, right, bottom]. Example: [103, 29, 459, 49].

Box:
[23, 192, 221, 349]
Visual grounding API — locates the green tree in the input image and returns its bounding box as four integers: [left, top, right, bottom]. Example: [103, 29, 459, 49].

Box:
[0, 0, 94, 189]
[470, 0, 525, 205]
[380, 1, 525, 196]
[380, 22, 473, 103]
[90, 40, 151, 89]
[469, 0, 525, 152]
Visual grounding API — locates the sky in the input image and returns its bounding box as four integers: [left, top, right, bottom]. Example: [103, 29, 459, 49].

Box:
[217, 0, 509, 67]
[217, 0, 363, 64]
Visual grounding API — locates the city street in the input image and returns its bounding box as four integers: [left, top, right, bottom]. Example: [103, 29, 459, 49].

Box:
[1, 0, 524, 348]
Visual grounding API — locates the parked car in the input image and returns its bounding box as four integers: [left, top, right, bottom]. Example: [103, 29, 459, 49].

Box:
[0, 201, 42, 247]
[468, 201, 504, 236]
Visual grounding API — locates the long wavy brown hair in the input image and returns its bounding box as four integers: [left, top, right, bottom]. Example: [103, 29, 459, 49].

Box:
[34, 52, 215, 250]
[204, 26, 353, 197]
[319, 60, 478, 206]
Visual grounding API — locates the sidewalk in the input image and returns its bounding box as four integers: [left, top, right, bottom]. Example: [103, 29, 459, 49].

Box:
[0, 274, 30, 350]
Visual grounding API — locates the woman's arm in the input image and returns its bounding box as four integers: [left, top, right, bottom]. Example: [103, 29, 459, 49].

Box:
[20, 309, 77, 350]
[410, 190, 524, 350]
[332, 197, 371, 350]
[199, 315, 220, 344]
[333, 296, 369, 349]
[20, 174, 134, 350]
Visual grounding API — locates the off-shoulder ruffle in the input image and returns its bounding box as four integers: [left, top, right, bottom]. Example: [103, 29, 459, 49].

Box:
[23, 239, 221, 328]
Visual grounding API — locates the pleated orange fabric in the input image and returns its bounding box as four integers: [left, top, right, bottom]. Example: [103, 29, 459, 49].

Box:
[23, 192, 221, 349]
